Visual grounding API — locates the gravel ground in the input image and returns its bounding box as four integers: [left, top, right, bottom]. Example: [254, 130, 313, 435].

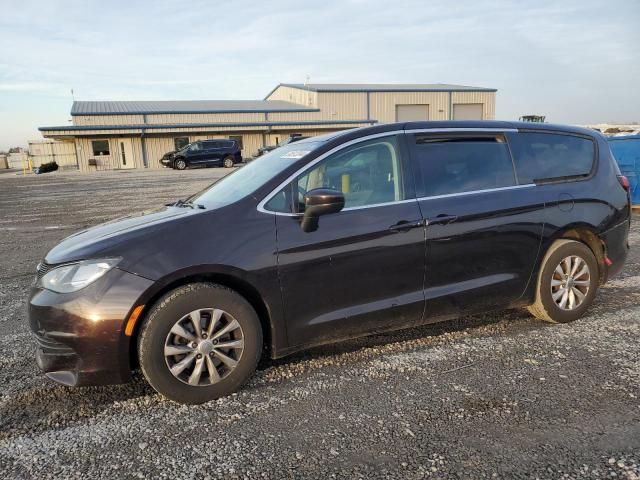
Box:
[0, 169, 638, 479]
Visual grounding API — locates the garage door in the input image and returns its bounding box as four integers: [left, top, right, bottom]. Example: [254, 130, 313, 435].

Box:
[453, 104, 483, 120]
[396, 104, 429, 122]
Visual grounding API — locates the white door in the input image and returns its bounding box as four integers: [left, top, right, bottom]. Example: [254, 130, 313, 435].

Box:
[396, 104, 429, 122]
[118, 139, 135, 169]
[453, 103, 483, 120]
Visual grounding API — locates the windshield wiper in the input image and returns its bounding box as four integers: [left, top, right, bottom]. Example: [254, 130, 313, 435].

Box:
[167, 199, 205, 209]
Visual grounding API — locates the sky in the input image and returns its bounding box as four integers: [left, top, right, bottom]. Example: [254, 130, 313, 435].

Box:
[0, 0, 638, 150]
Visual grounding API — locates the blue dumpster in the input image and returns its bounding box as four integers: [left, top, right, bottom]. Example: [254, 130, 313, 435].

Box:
[608, 135, 640, 205]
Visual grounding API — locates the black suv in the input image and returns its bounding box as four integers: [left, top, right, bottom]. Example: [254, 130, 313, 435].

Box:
[29, 121, 630, 404]
[160, 140, 242, 169]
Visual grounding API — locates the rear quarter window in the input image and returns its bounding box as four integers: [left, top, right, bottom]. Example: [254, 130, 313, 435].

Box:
[507, 132, 595, 183]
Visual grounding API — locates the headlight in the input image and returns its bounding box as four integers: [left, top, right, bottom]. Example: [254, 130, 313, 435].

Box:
[38, 258, 121, 293]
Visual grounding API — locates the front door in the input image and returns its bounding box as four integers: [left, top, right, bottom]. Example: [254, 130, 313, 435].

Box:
[405, 131, 544, 319]
[266, 134, 426, 349]
[186, 142, 208, 164]
[118, 139, 135, 169]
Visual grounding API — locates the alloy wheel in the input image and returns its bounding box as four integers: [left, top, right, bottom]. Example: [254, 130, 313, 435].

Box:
[550, 255, 591, 311]
[164, 308, 244, 386]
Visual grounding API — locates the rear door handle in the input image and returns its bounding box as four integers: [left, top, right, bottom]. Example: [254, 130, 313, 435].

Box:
[388, 219, 425, 232]
[426, 214, 458, 226]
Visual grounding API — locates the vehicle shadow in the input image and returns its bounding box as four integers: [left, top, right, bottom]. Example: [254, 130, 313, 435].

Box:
[261, 308, 536, 370]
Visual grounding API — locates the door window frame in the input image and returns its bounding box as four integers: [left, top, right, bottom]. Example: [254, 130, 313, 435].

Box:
[406, 131, 521, 199]
[258, 130, 414, 216]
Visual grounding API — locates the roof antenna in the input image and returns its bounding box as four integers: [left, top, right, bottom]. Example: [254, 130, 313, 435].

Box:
[71, 88, 75, 101]
[304, 75, 310, 86]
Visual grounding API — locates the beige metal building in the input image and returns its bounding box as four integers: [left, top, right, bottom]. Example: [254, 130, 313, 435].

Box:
[28, 139, 78, 169]
[38, 83, 496, 171]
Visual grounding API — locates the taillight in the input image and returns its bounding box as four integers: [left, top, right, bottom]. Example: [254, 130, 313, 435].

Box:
[618, 175, 630, 192]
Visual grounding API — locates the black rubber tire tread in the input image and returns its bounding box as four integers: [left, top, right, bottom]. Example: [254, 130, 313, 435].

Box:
[138, 282, 262, 404]
[527, 239, 599, 323]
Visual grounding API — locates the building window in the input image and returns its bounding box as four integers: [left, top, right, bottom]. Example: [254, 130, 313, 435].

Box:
[229, 135, 243, 150]
[174, 137, 189, 151]
[91, 140, 110, 156]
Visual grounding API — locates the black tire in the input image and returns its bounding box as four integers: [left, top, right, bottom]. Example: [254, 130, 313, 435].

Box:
[138, 283, 262, 404]
[527, 239, 599, 323]
[223, 156, 235, 168]
[174, 158, 187, 170]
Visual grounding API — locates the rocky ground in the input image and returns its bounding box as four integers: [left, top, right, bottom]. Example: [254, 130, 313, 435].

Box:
[0, 169, 638, 479]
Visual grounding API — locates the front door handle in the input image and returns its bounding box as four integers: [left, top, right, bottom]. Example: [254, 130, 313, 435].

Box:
[426, 214, 458, 226]
[388, 219, 425, 232]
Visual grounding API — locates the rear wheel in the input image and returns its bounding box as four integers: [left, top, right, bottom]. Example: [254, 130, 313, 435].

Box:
[528, 239, 598, 323]
[138, 283, 262, 404]
[223, 156, 235, 168]
[174, 158, 187, 170]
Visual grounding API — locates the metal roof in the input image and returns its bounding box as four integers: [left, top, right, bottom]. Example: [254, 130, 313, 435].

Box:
[276, 83, 497, 93]
[71, 100, 319, 116]
[39, 119, 377, 132]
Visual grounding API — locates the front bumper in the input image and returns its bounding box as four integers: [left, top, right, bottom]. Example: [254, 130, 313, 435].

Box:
[28, 267, 154, 386]
[160, 157, 174, 167]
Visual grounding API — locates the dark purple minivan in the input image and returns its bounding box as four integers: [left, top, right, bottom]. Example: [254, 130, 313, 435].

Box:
[29, 121, 630, 404]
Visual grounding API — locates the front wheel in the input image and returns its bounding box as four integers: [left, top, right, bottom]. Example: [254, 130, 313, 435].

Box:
[223, 156, 235, 168]
[138, 283, 262, 404]
[174, 158, 187, 170]
[528, 239, 599, 323]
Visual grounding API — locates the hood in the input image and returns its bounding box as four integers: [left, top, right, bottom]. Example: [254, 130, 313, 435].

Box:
[162, 150, 177, 158]
[45, 206, 194, 265]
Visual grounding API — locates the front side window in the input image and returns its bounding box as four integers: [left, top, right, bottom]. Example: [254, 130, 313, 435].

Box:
[508, 132, 595, 183]
[410, 135, 516, 198]
[266, 135, 406, 213]
[91, 140, 110, 156]
[191, 142, 322, 209]
[189, 142, 201, 152]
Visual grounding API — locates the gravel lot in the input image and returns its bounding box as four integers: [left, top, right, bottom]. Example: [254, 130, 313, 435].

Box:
[0, 169, 638, 479]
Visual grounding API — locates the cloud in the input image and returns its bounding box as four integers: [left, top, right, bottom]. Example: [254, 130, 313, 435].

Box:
[0, 0, 638, 149]
[0, 82, 62, 92]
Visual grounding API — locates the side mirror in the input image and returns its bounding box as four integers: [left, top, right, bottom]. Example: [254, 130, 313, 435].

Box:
[301, 188, 345, 232]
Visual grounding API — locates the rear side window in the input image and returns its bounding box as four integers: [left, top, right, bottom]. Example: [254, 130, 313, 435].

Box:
[507, 132, 595, 183]
[410, 135, 516, 197]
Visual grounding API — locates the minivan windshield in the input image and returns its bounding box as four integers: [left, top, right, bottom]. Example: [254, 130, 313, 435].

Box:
[189, 142, 322, 208]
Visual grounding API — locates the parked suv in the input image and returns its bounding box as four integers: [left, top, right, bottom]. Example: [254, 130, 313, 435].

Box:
[29, 121, 630, 404]
[160, 140, 242, 169]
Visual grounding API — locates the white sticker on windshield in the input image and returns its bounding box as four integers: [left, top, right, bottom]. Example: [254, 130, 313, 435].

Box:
[280, 150, 310, 159]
